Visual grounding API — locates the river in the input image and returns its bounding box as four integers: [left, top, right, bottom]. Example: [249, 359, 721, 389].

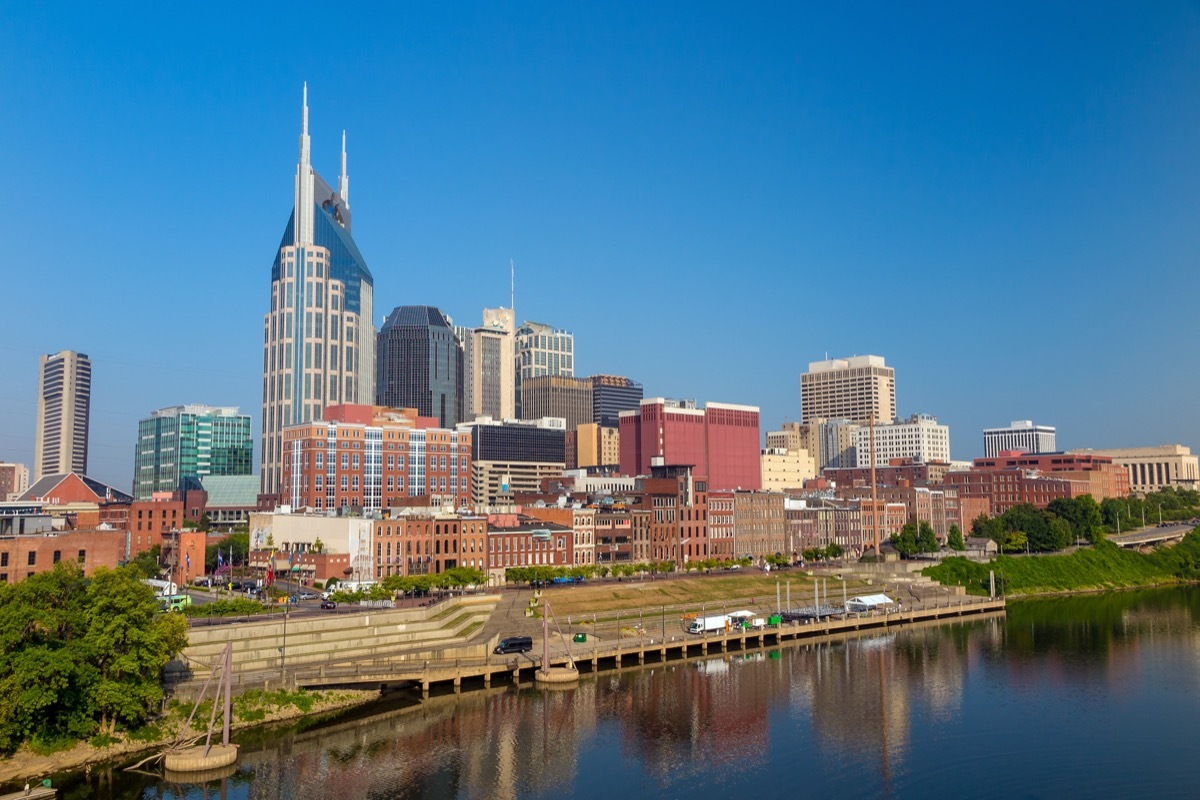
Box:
[25, 587, 1200, 799]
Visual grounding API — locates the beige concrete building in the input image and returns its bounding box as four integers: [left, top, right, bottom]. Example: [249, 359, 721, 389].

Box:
[732, 491, 786, 563]
[800, 355, 895, 425]
[576, 423, 620, 468]
[1073, 445, 1200, 494]
[35, 350, 92, 481]
[248, 511, 375, 583]
[472, 460, 566, 507]
[462, 307, 515, 421]
[760, 447, 817, 492]
[855, 414, 951, 468]
[521, 375, 592, 430]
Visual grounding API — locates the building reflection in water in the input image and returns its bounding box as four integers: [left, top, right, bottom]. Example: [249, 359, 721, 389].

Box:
[129, 588, 1200, 799]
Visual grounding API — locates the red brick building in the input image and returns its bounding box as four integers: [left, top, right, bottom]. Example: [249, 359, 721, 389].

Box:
[824, 459, 954, 488]
[0, 529, 126, 584]
[484, 514, 574, 582]
[372, 515, 488, 579]
[635, 465, 710, 566]
[619, 399, 761, 491]
[280, 405, 472, 513]
[594, 509, 634, 565]
[970, 451, 1129, 499]
[944, 451, 1129, 515]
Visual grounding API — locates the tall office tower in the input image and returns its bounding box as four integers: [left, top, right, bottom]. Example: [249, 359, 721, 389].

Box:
[520, 375, 592, 430]
[133, 405, 253, 500]
[261, 86, 375, 495]
[590, 374, 643, 427]
[462, 307, 515, 421]
[514, 321, 574, 416]
[377, 305, 464, 428]
[983, 420, 1056, 457]
[35, 350, 92, 481]
[800, 355, 895, 424]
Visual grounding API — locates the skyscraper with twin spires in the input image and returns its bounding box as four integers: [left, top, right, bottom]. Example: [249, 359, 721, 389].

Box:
[261, 85, 375, 495]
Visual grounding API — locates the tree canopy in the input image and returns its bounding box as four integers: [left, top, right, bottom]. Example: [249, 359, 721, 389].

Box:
[0, 562, 188, 754]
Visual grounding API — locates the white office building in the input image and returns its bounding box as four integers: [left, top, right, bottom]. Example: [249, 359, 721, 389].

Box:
[855, 414, 950, 468]
[983, 420, 1056, 457]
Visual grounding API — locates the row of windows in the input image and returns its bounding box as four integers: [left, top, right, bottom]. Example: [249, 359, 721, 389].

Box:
[0, 549, 85, 567]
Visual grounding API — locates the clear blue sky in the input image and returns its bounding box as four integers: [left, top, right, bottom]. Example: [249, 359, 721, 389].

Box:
[2, 2, 1199, 490]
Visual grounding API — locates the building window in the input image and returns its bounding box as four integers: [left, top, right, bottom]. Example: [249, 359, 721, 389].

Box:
[27, 552, 36, 566]
[0, 553, 6, 567]
[53, 550, 61, 564]
[78, 549, 86, 563]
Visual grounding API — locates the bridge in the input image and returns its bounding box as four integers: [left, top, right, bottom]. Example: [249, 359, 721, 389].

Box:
[1108, 523, 1193, 548]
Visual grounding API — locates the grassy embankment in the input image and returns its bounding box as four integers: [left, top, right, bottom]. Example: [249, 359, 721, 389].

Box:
[924, 530, 1200, 596]
[0, 687, 374, 784]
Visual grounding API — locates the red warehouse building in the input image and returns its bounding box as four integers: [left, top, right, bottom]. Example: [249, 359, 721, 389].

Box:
[619, 398, 760, 491]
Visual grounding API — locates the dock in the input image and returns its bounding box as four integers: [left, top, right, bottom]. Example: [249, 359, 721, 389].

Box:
[0, 786, 56, 800]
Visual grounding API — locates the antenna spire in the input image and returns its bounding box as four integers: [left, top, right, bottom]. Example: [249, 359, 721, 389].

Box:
[339, 129, 350, 209]
[294, 82, 314, 245]
[510, 258, 515, 311]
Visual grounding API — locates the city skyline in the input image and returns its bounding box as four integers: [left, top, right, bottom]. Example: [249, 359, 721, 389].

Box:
[2, 4, 1199, 490]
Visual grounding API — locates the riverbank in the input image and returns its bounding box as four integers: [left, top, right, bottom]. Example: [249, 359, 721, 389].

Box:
[923, 531, 1200, 596]
[0, 688, 377, 785]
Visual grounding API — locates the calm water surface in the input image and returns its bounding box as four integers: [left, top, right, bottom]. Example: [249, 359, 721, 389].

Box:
[34, 587, 1200, 799]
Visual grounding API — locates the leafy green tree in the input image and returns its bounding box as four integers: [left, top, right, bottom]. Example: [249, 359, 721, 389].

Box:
[312, 537, 325, 554]
[917, 521, 939, 553]
[891, 522, 919, 558]
[1002, 531, 1028, 553]
[825, 543, 844, 559]
[126, 545, 163, 579]
[947, 524, 965, 551]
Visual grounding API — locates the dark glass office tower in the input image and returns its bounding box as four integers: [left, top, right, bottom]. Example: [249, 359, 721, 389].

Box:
[377, 306, 464, 427]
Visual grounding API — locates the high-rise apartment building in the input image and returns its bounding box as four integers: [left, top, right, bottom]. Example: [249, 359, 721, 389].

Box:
[855, 414, 950, 468]
[590, 375, 643, 428]
[462, 307, 515, 421]
[376, 305, 463, 428]
[520, 375, 592, 430]
[35, 350, 91, 481]
[983, 420, 1057, 457]
[800, 355, 895, 424]
[261, 86, 376, 495]
[514, 321, 573, 416]
[133, 405, 253, 500]
[0, 462, 29, 501]
[619, 398, 761, 491]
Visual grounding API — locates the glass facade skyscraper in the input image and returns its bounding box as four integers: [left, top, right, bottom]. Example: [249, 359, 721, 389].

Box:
[134, 405, 252, 500]
[261, 85, 375, 494]
[514, 321, 574, 417]
[377, 305, 464, 428]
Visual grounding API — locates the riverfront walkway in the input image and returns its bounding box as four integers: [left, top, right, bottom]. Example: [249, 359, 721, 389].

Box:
[287, 595, 1005, 694]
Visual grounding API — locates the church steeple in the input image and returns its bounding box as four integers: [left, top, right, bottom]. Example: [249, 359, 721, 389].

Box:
[294, 82, 315, 246]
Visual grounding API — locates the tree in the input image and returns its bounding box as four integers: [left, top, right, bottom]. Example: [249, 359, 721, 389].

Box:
[947, 524, 965, 551]
[917, 521, 939, 554]
[312, 537, 325, 554]
[0, 562, 188, 754]
[126, 545, 162, 579]
[890, 523, 919, 558]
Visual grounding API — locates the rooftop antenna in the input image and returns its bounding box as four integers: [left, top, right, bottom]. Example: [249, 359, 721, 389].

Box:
[339, 129, 350, 209]
[510, 258, 515, 312]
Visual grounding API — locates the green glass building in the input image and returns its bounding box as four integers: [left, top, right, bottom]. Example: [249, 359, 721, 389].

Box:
[133, 405, 253, 500]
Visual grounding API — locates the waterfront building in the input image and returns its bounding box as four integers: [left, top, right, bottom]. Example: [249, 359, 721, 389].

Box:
[520, 375, 592, 430]
[261, 86, 375, 496]
[376, 305, 464, 428]
[591, 375, 643, 427]
[800, 355, 895, 425]
[619, 398, 761, 491]
[823, 458, 954, 488]
[983, 420, 1057, 457]
[732, 491, 786, 563]
[0, 462, 29, 501]
[595, 509, 634, 565]
[280, 404, 471, 514]
[373, 514, 488, 579]
[1071, 445, 1200, 495]
[35, 350, 91, 481]
[484, 513, 574, 584]
[968, 451, 1129, 500]
[637, 464, 708, 566]
[854, 414, 951, 468]
[248, 510, 366, 584]
[133, 405, 253, 500]
[514, 321, 574, 417]
[462, 307, 515, 421]
[522, 505, 597, 566]
[176, 474, 261, 531]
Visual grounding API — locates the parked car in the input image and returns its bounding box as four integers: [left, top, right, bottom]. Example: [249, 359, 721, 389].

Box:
[321, 600, 337, 610]
[494, 635, 534, 655]
[297, 590, 317, 600]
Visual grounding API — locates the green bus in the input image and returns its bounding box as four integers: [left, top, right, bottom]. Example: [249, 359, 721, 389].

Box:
[157, 594, 193, 612]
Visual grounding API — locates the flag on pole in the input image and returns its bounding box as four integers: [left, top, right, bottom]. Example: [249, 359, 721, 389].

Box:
[217, 550, 224, 568]
[186, 552, 191, 570]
